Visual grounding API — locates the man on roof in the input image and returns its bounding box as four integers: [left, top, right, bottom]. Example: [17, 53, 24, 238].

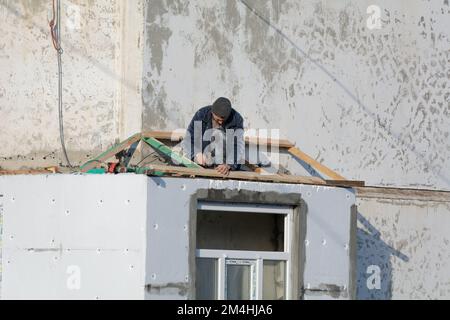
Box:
[183, 97, 245, 175]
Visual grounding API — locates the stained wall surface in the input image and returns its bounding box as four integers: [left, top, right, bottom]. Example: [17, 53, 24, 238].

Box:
[142, 0, 450, 191]
[1, 0, 449, 190]
[0, 0, 144, 169]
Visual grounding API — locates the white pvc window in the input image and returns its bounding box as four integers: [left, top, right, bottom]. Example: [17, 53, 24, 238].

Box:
[195, 202, 293, 300]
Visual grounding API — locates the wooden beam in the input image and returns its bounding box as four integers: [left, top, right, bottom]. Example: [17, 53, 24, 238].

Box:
[140, 164, 326, 185]
[245, 136, 294, 149]
[80, 133, 142, 173]
[143, 130, 294, 148]
[143, 131, 184, 142]
[287, 146, 346, 180]
[325, 180, 365, 187]
[0, 169, 57, 175]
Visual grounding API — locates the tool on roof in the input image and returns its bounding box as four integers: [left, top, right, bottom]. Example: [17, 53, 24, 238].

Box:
[77, 132, 364, 188]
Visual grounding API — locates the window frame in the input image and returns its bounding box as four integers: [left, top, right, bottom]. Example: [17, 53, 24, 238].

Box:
[195, 201, 294, 300]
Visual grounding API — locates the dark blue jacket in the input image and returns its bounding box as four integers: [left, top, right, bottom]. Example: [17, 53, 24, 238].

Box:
[185, 106, 244, 170]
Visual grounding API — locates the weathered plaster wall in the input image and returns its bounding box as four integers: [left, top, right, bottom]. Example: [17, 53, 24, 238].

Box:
[356, 187, 450, 299]
[0, 0, 144, 169]
[142, 0, 450, 191]
[0, 175, 355, 299]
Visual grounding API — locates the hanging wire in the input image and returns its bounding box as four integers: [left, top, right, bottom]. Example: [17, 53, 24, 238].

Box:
[49, 0, 72, 168]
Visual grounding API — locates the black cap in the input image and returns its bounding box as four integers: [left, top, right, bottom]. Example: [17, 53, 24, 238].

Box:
[211, 97, 232, 120]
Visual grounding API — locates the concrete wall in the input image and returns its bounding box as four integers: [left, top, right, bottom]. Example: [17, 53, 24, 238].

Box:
[356, 187, 450, 299]
[0, 0, 449, 189]
[0, 174, 356, 299]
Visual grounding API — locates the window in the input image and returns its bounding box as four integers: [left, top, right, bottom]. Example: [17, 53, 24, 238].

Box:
[195, 202, 294, 300]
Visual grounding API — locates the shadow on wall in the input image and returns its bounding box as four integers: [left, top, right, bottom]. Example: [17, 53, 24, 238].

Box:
[239, 0, 450, 188]
[291, 155, 325, 180]
[356, 212, 409, 300]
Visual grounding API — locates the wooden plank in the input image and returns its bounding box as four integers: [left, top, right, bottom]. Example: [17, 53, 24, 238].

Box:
[325, 180, 365, 187]
[80, 133, 142, 173]
[141, 137, 201, 169]
[139, 164, 326, 185]
[356, 186, 450, 202]
[287, 146, 346, 180]
[0, 169, 57, 175]
[143, 131, 294, 148]
[245, 136, 294, 149]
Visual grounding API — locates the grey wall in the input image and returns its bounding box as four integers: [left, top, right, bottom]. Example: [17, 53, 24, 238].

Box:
[1, 175, 450, 299]
[0, 0, 144, 169]
[0, 174, 149, 299]
[356, 187, 450, 299]
[145, 177, 356, 299]
[0, 175, 356, 299]
[142, 0, 450, 190]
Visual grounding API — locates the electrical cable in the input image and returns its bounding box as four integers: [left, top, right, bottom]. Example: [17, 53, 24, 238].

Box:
[49, 0, 72, 167]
